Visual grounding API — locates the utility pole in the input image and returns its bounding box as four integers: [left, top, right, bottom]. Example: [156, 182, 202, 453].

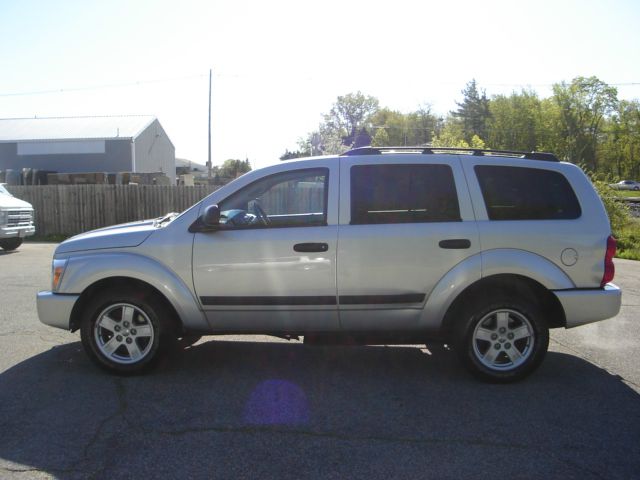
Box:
[207, 68, 212, 181]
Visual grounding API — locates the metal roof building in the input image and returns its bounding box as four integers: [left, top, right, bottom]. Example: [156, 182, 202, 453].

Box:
[0, 115, 176, 182]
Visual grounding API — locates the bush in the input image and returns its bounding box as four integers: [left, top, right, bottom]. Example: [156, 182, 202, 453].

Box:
[584, 169, 630, 235]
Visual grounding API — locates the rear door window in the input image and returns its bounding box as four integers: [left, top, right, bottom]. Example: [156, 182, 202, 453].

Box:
[350, 164, 461, 224]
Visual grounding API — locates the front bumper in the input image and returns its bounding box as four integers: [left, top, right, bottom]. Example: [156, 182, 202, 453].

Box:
[553, 283, 622, 328]
[36, 291, 79, 330]
[1, 225, 35, 238]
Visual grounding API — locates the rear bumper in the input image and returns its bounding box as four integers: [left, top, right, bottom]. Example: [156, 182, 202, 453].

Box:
[36, 291, 79, 330]
[553, 283, 622, 328]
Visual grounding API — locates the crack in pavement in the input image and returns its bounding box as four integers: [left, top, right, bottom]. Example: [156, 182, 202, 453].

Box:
[0, 331, 40, 337]
[0, 378, 132, 479]
[143, 422, 624, 454]
[54, 377, 132, 479]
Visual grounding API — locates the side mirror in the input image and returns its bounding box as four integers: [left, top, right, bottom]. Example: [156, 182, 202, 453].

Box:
[202, 204, 220, 227]
[189, 204, 221, 233]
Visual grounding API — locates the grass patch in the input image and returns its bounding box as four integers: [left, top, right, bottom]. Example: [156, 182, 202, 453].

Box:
[25, 234, 71, 243]
[613, 190, 640, 198]
[616, 217, 640, 260]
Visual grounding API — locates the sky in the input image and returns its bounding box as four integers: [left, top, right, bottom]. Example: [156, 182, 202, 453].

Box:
[1, 0, 639, 169]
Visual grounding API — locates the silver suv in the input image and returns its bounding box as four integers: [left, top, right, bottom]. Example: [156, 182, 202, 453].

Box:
[37, 147, 622, 382]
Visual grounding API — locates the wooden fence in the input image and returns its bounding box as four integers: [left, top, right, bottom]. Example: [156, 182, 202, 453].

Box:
[7, 185, 218, 236]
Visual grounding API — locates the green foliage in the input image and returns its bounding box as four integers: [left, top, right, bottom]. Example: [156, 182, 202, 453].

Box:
[294, 77, 640, 200]
[218, 159, 251, 180]
[299, 91, 379, 155]
[279, 149, 308, 161]
[598, 100, 640, 178]
[585, 169, 630, 235]
[452, 79, 491, 143]
[551, 76, 618, 169]
[487, 90, 542, 151]
[371, 127, 390, 147]
[26, 234, 69, 243]
[470, 135, 485, 149]
[616, 219, 640, 260]
[368, 105, 439, 147]
[431, 118, 486, 149]
[324, 91, 379, 149]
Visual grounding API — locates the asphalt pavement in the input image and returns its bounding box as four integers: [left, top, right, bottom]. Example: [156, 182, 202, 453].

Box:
[0, 243, 638, 479]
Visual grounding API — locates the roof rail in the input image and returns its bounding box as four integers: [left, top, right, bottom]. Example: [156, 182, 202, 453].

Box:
[341, 146, 559, 162]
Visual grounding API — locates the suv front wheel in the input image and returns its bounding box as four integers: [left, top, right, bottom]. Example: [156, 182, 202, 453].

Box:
[453, 297, 549, 382]
[80, 288, 175, 374]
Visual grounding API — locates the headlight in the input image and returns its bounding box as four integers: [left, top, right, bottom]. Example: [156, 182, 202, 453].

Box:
[52, 259, 68, 292]
[0, 210, 7, 226]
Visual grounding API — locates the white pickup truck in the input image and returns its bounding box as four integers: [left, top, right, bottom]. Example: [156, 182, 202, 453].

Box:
[0, 184, 35, 251]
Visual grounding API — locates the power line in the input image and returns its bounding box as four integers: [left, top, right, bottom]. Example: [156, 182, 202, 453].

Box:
[0, 73, 638, 99]
[479, 82, 640, 88]
[0, 73, 207, 98]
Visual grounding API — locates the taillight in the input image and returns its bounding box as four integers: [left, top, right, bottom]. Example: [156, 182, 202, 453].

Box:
[601, 235, 616, 287]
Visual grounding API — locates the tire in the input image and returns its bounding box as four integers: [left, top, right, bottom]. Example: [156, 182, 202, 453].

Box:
[452, 297, 549, 383]
[80, 288, 176, 374]
[0, 238, 23, 251]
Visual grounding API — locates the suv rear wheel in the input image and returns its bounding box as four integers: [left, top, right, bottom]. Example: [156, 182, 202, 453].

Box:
[453, 297, 549, 382]
[80, 288, 176, 374]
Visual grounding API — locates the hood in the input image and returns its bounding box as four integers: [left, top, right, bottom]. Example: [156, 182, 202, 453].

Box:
[56, 219, 157, 254]
[0, 193, 33, 209]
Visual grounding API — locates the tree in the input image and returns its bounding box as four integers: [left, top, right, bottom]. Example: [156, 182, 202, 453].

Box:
[298, 92, 380, 155]
[368, 105, 439, 147]
[298, 126, 345, 156]
[323, 91, 379, 148]
[598, 100, 640, 177]
[406, 104, 439, 145]
[218, 158, 251, 180]
[452, 79, 491, 143]
[488, 90, 542, 151]
[371, 127, 390, 147]
[368, 108, 408, 146]
[551, 76, 618, 169]
[431, 117, 472, 148]
[279, 149, 308, 161]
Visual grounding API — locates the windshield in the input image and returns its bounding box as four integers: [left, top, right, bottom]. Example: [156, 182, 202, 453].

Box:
[0, 184, 11, 196]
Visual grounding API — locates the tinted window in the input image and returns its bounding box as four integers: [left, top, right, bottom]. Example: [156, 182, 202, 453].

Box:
[475, 165, 581, 220]
[350, 164, 460, 225]
[219, 168, 328, 228]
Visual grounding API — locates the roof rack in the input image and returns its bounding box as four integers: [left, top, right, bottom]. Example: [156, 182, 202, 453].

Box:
[341, 146, 559, 162]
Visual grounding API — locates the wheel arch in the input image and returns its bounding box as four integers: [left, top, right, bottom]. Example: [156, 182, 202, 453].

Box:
[421, 249, 574, 333]
[70, 276, 182, 333]
[440, 274, 566, 340]
[60, 252, 208, 333]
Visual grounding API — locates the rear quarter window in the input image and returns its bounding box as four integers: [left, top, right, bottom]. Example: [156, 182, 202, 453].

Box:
[475, 165, 581, 220]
